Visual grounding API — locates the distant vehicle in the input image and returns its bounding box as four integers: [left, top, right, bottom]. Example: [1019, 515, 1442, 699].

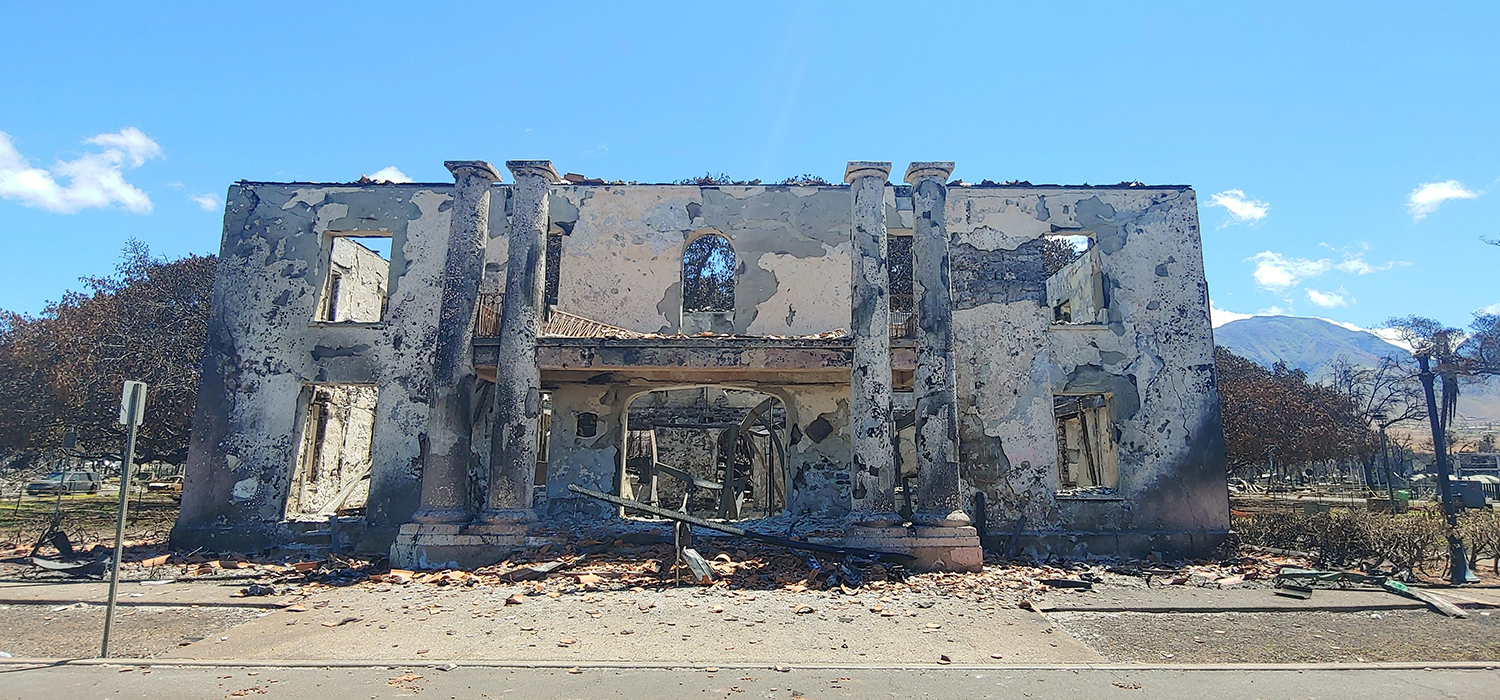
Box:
[25, 470, 102, 495]
[147, 475, 184, 494]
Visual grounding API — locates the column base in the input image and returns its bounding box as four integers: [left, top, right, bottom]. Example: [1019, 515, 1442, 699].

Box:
[475, 507, 539, 525]
[912, 509, 971, 527]
[409, 506, 471, 525]
[845, 523, 983, 572]
[390, 521, 558, 570]
[844, 511, 904, 528]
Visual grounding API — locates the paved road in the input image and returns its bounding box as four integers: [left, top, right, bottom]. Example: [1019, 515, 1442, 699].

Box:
[2, 663, 1497, 700]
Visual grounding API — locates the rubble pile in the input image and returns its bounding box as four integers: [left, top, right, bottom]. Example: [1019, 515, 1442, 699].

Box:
[4, 527, 1326, 605]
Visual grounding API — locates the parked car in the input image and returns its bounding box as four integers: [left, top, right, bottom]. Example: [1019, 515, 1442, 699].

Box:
[147, 475, 184, 494]
[25, 470, 102, 495]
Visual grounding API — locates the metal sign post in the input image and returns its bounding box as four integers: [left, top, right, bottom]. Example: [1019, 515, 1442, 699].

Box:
[101, 380, 147, 658]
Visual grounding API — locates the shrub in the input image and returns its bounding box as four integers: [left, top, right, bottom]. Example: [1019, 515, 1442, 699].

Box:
[1233, 507, 1449, 571]
[1460, 509, 1500, 574]
[1368, 510, 1446, 573]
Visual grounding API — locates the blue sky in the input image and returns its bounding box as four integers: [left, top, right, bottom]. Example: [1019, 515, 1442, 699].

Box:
[2, 2, 1496, 333]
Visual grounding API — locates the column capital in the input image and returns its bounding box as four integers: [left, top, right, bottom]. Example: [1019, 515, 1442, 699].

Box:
[844, 161, 892, 184]
[444, 160, 503, 183]
[506, 160, 561, 183]
[903, 162, 955, 185]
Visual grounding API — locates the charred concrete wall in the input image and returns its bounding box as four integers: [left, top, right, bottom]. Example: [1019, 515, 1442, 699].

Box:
[946, 186, 1227, 557]
[178, 173, 1225, 558]
[173, 181, 511, 551]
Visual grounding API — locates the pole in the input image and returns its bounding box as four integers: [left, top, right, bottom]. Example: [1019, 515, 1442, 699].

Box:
[1380, 424, 1396, 504]
[100, 382, 144, 658]
[1416, 355, 1476, 585]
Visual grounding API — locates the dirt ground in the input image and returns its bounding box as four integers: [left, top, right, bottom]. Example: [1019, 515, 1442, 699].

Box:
[0, 602, 262, 659]
[1050, 608, 1500, 663]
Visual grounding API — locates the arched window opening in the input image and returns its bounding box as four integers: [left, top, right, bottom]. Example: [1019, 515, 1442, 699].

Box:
[682, 235, 735, 313]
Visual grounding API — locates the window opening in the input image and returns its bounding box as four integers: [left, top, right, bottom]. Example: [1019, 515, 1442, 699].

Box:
[682, 235, 735, 313]
[544, 233, 563, 309]
[1054, 393, 1120, 493]
[317, 235, 391, 323]
[1044, 234, 1106, 325]
[286, 384, 378, 519]
[888, 234, 913, 314]
[888, 233, 915, 340]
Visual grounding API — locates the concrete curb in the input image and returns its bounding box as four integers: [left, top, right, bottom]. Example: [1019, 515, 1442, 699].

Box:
[0, 598, 289, 609]
[1037, 603, 1428, 614]
[1, 658, 1497, 672]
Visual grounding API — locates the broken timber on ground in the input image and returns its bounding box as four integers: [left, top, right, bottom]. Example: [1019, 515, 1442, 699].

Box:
[567, 485, 915, 564]
[1272, 567, 1471, 618]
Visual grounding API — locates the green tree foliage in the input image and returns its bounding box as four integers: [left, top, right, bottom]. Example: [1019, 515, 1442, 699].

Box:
[1215, 346, 1377, 469]
[0, 241, 216, 464]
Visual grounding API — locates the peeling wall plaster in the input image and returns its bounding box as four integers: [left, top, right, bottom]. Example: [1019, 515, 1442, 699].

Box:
[175, 183, 457, 551]
[548, 186, 851, 336]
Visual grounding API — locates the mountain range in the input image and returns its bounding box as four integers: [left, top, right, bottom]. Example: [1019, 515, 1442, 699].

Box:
[1214, 315, 1500, 427]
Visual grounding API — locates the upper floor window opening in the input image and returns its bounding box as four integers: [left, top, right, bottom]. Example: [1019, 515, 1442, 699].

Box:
[682, 233, 735, 313]
[1044, 233, 1107, 325]
[887, 233, 914, 314]
[316, 234, 391, 323]
[544, 232, 564, 309]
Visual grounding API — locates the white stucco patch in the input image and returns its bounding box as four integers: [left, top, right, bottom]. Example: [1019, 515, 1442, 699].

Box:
[231, 476, 259, 501]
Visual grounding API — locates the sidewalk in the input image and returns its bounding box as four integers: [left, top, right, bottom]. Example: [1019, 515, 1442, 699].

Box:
[161, 583, 1103, 665]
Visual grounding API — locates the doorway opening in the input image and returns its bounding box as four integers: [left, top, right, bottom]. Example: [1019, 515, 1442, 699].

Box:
[286, 384, 377, 519]
[621, 387, 786, 521]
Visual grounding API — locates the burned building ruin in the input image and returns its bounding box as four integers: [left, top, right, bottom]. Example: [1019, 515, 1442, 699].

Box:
[172, 159, 1229, 570]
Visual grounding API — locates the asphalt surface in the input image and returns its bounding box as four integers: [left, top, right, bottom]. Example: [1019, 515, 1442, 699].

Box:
[1, 663, 1497, 699]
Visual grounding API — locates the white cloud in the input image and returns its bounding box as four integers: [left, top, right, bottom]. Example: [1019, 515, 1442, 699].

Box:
[1249, 247, 1404, 292]
[190, 193, 220, 211]
[1479, 302, 1500, 315]
[1407, 180, 1478, 221]
[0, 127, 162, 214]
[1305, 287, 1352, 308]
[368, 166, 412, 184]
[1249, 251, 1331, 290]
[1208, 189, 1269, 224]
[1335, 258, 1383, 275]
[1210, 303, 1253, 328]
